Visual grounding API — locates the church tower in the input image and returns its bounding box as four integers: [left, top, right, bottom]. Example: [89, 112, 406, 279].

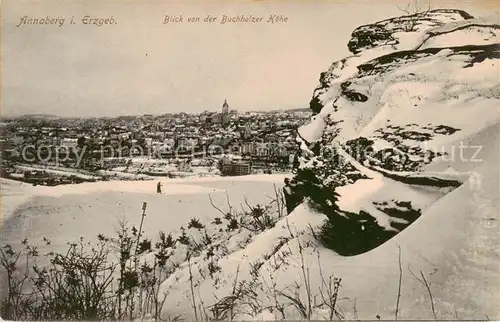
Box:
[222, 99, 230, 125]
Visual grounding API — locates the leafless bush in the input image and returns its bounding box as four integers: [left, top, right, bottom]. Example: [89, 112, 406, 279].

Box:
[0, 203, 176, 321]
[208, 185, 286, 235]
[276, 282, 309, 319]
[269, 183, 287, 219]
[249, 260, 264, 279]
[187, 218, 205, 230]
[296, 232, 312, 319]
[397, 0, 431, 32]
[186, 252, 198, 321]
[408, 266, 437, 319]
[260, 259, 286, 320]
[209, 264, 241, 320]
[317, 251, 343, 320]
[177, 226, 190, 246]
[239, 201, 276, 233]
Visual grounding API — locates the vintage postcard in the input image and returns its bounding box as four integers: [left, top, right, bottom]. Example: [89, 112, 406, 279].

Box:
[1, 0, 499, 320]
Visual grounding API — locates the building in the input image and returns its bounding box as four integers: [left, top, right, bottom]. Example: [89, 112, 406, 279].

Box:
[242, 142, 256, 155]
[222, 99, 230, 125]
[221, 162, 251, 176]
[206, 99, 232, 126]
[61, 138, 78, 148]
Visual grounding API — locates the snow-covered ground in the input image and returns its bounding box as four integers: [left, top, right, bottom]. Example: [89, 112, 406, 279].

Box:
[1, 162, 497, 320]
[0, 174, 293, 312]
[151, 137, 498, 319]
[0, 174, 290, 255]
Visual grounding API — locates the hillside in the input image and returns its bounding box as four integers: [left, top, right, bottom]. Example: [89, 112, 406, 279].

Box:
[155, 9, 499, 320]
[285, 8, 499, 255]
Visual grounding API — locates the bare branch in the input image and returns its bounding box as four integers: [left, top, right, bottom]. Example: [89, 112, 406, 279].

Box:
[208, 194, 227, 217]
[395, 245, 403, 320]
[408, 266, 437, 319]
[225, 191, 233, 215]
[187, 254, 198, 321]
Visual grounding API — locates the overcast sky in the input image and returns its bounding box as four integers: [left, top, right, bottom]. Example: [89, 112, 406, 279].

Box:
[1, 0, 497, 117]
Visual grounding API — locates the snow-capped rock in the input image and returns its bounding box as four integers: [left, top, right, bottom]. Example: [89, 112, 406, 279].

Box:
[286, 9, 500, 255]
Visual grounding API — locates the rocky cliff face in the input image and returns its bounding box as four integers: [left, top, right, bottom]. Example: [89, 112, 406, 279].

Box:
[285, 9, 500, 255]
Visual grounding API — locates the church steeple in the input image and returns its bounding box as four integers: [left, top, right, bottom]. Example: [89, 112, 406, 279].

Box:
[222, 99, 229, 113]
[222, 98, 229, 125]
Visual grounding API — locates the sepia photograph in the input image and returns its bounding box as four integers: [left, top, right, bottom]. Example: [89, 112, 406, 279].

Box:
[1, 0, 499, 320]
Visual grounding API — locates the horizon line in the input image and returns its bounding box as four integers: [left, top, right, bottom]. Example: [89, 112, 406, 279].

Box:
[1, 106, 312, 119]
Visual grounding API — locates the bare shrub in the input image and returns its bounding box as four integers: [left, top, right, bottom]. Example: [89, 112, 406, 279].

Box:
[408, 266, 437, 319]
[317, 251, 343, 320]
[187, 218, 205, 230]
[0, 203, 174, 321]
[209, 187, 286, 236]
[397, 0, 431, 32]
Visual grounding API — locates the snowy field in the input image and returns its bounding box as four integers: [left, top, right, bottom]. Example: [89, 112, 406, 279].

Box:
[3, 166, 496, 320]
[0, 174, 290, 255]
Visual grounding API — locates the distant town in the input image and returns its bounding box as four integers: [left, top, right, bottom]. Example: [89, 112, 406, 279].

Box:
[0, 101, 312, 186]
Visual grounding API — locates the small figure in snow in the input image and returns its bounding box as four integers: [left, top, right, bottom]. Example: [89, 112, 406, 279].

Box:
[157, 181, 162, 194]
